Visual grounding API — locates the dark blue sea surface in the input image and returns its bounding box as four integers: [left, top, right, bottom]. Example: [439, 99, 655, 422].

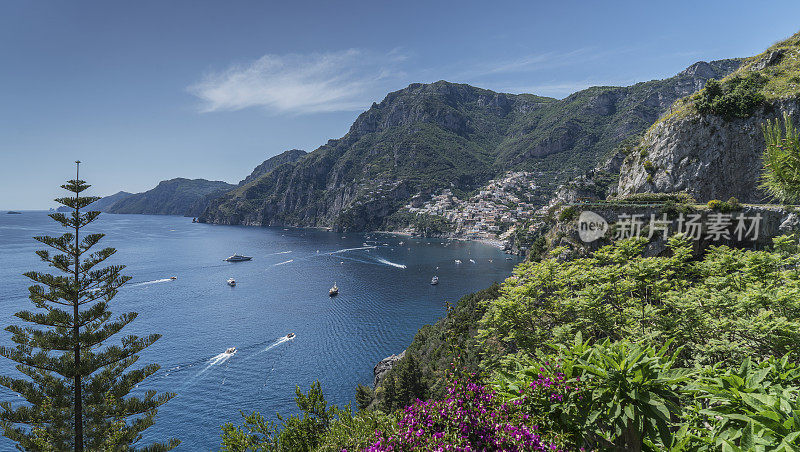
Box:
[0, 212, 520, 450]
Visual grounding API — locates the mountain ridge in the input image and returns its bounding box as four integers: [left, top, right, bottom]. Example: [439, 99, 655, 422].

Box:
[200, 58, 740, 230]
[106, 178, 235, 217]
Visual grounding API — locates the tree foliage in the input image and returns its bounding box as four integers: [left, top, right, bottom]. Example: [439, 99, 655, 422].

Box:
[0, 165, 177, 451]
[762, 112, 800, 203]
[478, 235, 800, 368]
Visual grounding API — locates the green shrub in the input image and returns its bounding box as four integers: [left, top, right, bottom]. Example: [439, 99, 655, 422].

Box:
[707, 198, 742, 212]
[620, 192, 696, 204]
[643, 159, 656, 174]
[477, 235, 800, 367]
[558, 206, 579, 222]
[707, 199, 724, 210]
[695, 74, 767, 120]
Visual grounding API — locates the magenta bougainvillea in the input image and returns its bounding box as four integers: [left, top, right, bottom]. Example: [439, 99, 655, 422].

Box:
[364, 377, 559, 451]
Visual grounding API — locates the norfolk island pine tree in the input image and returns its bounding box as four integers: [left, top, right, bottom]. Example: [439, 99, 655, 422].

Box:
[0, 162, 178, 451]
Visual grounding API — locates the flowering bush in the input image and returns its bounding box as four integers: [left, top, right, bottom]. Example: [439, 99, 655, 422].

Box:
[493, 355, 586, 448]
[366, 377, 557, 451]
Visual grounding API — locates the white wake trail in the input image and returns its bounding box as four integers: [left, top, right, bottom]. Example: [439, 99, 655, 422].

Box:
[128, 278, 175, 287]
[375, 257, 407, 269]
[329, 246, 377, 254]
[197, 352, 232, 376]
[273, 259, 294, 266]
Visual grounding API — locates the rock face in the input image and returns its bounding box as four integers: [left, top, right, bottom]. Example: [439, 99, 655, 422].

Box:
[617, 98, 800, 203]
[373, 350, 405, 387]
[201, 60, 740, 231]
[238, 149, 307, 186]
[107, 178, 236, 217]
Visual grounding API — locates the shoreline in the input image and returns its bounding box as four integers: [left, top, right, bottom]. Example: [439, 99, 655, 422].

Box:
[194, 218, 515, 252]
[372, 230, 509, 250]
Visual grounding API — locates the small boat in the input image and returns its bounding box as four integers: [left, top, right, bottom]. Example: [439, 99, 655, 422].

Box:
[455, 259, 462, 264]
[170, 276, 177, 280]
[329, 283, 339, 297]
[286, 333, 295, 339]
[469, 259, 476, 264]
[505, 257, 513, 260]
[227, 278, 236, 286]
[431, 276, 439, 285]
[225, 254, 252, 262]
[488, 259, 493, 263]
[224, 347, 236, 355]
[6, 211, 21, 214]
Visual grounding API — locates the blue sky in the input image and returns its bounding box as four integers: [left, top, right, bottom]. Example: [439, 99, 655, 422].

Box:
[2, 0, 800, 209]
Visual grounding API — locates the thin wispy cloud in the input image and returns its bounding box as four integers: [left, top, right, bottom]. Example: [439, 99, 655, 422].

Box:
[189, 49, 407, 114]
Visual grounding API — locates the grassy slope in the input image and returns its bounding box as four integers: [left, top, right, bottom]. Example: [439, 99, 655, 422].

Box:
[649, 31, 800, 130]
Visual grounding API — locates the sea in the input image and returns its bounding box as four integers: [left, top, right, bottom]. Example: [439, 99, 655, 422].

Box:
[0, 211, 520, 450]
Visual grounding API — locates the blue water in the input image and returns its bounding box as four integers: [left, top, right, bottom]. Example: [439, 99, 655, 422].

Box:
[0, 212, 520, 450]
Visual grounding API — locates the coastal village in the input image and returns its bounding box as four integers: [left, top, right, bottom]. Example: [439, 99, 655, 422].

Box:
[403, 171, 543, 244]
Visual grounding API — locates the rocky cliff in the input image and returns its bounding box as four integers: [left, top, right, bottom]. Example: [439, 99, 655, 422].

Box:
[617, 98, 800, 203]
[238, 149, 307, 186]
[201, 59, 740, 231]
[618, 32, 800, 202]
[107, 178, 235, 217]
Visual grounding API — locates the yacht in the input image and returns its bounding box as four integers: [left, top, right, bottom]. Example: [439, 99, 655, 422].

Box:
[227, 278, 236, 286]
[224, 347, 236, 355]
[225, 254, 252, 262]
[431, 276, 439, 285]
[286, 333, 295, 339]
[329, 283, 339, 297]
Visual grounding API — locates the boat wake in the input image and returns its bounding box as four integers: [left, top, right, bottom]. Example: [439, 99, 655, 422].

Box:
[375, 257, 407, 269]
[329, 245, 377, 254]
[264, 335, 291, 352]
[197, 352, 233, 376]
[128, 278, 175, 288]
[269, 251, 292, 255]
[273, 259, 294, 266]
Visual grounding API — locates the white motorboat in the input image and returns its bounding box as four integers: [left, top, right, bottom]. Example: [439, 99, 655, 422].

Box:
[469, 259, 476, 264]
[225, 254, 252, 262]
[286, 333, 295, 339]
[455, 259, 462, 264]
[227, 278, 236, 286]
[225, 347, 236, 355]
[329, 283, 339, 297]
[431, 276, 439, 285]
